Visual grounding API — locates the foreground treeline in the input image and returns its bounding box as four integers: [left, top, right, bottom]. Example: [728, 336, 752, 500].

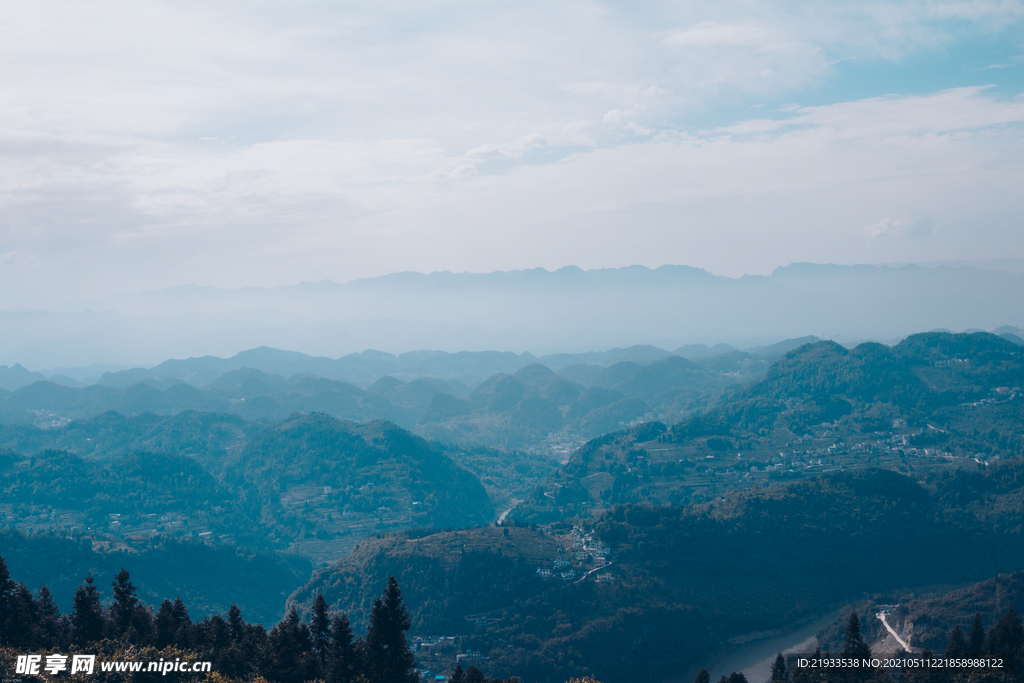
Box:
[0, 557, 517, 683]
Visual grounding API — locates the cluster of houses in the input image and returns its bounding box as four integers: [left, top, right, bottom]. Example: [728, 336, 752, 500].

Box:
[412, 636, 458, 653]
[534, 525, 612, 581]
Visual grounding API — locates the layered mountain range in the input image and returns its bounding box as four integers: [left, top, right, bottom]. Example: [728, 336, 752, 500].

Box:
[3, 262, 1023, 368]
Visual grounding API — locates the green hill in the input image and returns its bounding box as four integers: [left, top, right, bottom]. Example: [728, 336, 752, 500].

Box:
[0, 531, 308, 625]
[223, 414, 495, 542]
[509, 332, 1024, 523]
[0, 412, 510, 565]
[288, 464, 1024, 683]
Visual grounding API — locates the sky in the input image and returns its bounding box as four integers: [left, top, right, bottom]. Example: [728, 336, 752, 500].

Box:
[2, 0, 1024, 308]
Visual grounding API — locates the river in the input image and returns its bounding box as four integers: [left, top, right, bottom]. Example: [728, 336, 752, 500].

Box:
[708, 610, 843, 683]
[495, 499, 522, 524]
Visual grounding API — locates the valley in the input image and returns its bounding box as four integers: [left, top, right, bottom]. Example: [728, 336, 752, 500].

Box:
[1, 330, 1023, 683]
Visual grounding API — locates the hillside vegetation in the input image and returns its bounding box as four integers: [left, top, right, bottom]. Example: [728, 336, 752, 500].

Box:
[0, 414, 501, 564]
[0, 339, 823, 453]
[290, 463, 1024, 683]
[509, 332, 1024, 522]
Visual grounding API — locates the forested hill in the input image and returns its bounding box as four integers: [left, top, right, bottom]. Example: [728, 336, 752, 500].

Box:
[221, 414, 495, 540]
[0, 412, 500, 564]
[288, 463, 1024, 683]
[0, 532, 308, 625]
[817, 569, 1024, 654]
[0, 337, 842, 452]
[509, 331, 1024, 523]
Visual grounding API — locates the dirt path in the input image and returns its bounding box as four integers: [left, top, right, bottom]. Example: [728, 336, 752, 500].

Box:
[878, 612, 911, 651]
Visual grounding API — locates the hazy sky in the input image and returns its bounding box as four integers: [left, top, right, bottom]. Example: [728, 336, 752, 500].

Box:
[2, 0, 1024, 307]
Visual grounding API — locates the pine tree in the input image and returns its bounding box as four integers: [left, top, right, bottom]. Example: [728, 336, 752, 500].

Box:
[329, 613, 362, 683]
[694, 669, 711, 683]
[171, 596, 191, 626]
[71, 574, 105, 645]
[228, 603, 245, 643]
[109, 568, 139, 636]
[207, 614, 231, 648]
[365, 577, 416, 683]
[270, 606, 316, 683]
[465, 666, 486, 683]
[155, 599, 177, 648]
[9, 583, 39, 646]
[771, 653, 788, 682]
[311, 593, 332, 666]
[450, 664, 467, 683]
[171, 596, 194, 647]
[0, 555, 13, 645]
[269, 612, 300, 681]
[945, 625, 967, 658]
[969, 613, 986, 655]
[36, 585, 62, 648]
[126, 604, 153, 645]
[985, 607, 1023, 658]
[843, 612, 871, 661]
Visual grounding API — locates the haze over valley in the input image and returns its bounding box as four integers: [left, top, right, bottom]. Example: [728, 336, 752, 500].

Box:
[3, 261, 1024, 370]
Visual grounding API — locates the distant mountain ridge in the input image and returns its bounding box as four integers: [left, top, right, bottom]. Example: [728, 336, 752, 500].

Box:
[3, 330, 1022, 453]
[3, 262, 1022, 368]
[0, 333, 826, 449]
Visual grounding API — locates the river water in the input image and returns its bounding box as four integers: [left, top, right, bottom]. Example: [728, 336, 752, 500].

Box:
[708, 610, 843, 683]
[495, 499, 522, 524]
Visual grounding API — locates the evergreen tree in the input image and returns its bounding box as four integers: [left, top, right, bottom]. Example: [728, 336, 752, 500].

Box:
[465, 666, 486, 683]
[71, 574, 105, 645]
[450, 664, 467, 683]
[171, 596, 191, 626]
[842, 612, 871, 661]
[126, 604, 153, 645]
[36, 585, 62, 648]
[269, 606, 316, 683]
[968, 613, 986, 655]
[0, 555, 12, 645]
[10, 583, 39, 646]
[171, 596, 194, 647]
[985, 607, 1023, 659]
[365, 577, 416, 683]
[206, 614, 231, 648]
[109, 568, 140, 636]
[694, 669, 711, 683]
[311, 593, 332, 666]
[329, 612, 362, 683]
[945, 625, 968, 658]
[155, 599, 177, 648]
[228, 603, 245, 643]
[771, 653, 788, 682]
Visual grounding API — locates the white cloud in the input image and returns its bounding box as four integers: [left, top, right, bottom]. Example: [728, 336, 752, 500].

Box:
[667, 22, 773, 48]
[604, 107, 644, 124]
[624, 122, 654, 136]
[562, 120, 595, 146]
[465, 134, 547, 160]
[864, 215, 933, 238]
